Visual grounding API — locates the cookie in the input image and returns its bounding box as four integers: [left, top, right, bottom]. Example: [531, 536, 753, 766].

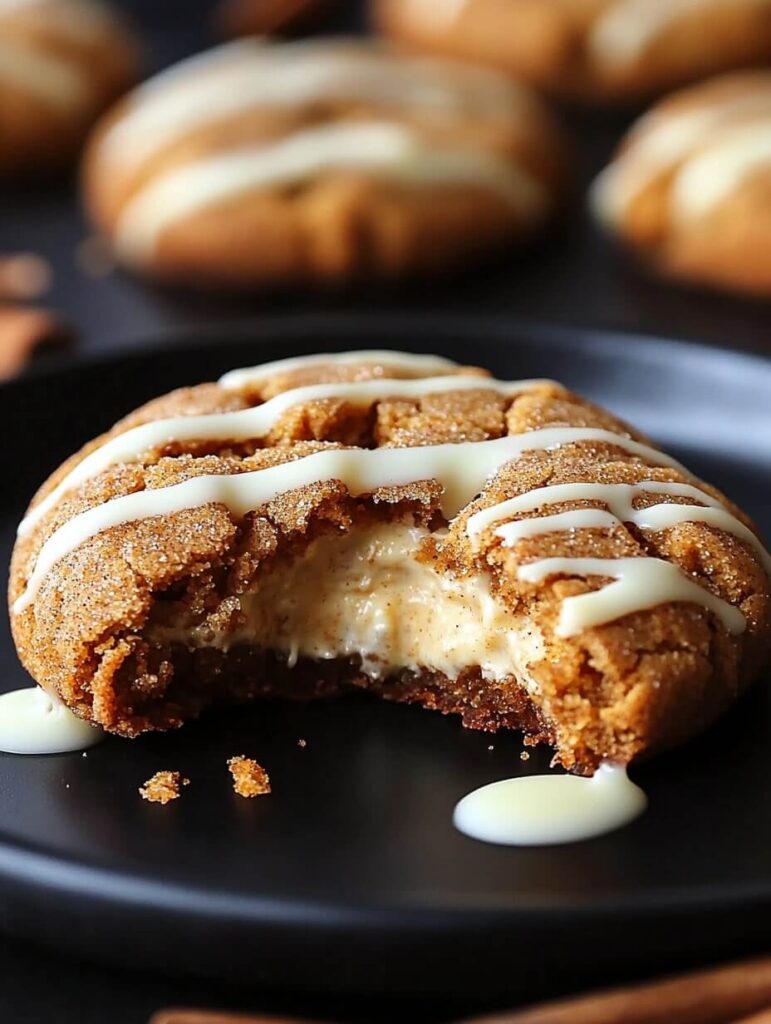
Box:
[591, 71, 771, 297]
[0, 0, 138, 175]
[81, 38, 566, 289]
[374, 0, 771, 103]
[10, 350, 771, 774]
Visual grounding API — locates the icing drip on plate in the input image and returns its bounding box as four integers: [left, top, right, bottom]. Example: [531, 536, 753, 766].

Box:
[0, 687, 103, 754]
[453, 763, 647, 845]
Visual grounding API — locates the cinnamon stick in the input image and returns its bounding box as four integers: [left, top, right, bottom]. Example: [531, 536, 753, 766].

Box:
[151, 1010, 325, 1024]
[0, 307, 71, 380]
[462, 956, 771, 1024]
[730, 1010, 771, 1024]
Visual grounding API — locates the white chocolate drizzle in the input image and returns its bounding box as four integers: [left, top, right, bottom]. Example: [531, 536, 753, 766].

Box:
[590, 0, 771, 66]
[0, 687, 103, 754]
[591, 84, 771, 224]
[453, 763, 647, 846]
[467, 480, 771, 574]
[98, 38, 530, 174]
[468, 480, 766, 636]
[113, 120, 548, 263]
[218, 349, 459, 391]
[519, 557, 746, 636]
[14, 427, 686, 614]
[0, 38, 86, 106]
[671, 123, 771, 222]
[19, 373, 555, 536]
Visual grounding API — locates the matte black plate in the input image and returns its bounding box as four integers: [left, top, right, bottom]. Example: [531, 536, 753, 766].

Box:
[1, 317, 770, 1002]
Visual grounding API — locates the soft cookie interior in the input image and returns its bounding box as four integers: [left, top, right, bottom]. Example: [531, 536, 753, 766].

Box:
[10, 355, 771, 774]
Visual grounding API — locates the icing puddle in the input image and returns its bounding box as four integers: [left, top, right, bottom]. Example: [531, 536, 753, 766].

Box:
[0, 687, 103, 754]
[453, 763, 647, 845]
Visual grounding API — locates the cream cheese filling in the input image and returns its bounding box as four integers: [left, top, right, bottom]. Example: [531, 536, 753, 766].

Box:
[152, 522, 545, 686]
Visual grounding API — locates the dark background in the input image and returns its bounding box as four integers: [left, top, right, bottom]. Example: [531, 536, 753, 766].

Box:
[1, 2, 769, 1022]
[5, 0, 770, 364]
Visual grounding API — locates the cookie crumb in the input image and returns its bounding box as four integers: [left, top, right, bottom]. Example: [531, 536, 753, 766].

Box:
[297, 738, 307, 748]
[0, 252, 52, 300]
[228, 755, 271, 798]
[520, 750, 530, 762]
[140, 770, 189, 804]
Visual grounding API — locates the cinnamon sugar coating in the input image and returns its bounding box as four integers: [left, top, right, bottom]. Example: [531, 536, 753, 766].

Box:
[139, 770, 189, 804]
[228, 756, 271, 797]
[9, 357, 771, 773]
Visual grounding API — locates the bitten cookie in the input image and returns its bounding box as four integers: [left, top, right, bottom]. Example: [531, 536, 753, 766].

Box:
[81, 38, 566, 290]
[0, 0, 138, 175]
[374, 0, 771, 104]
[591, 71, 771, 298]
[9, 350, 771, 774]
[215, 0, 337, 38]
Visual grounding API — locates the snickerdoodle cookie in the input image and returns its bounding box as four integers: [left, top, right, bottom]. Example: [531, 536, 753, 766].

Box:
[592, 71, 771, 297]
[0, 0, 138, 175]
[374, 0, 771, 103]
[81, 38, 566, 289]
[10, 350, 770, 774]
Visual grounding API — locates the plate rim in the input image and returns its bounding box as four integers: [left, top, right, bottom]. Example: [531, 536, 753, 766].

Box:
[1, 314, 770, 990]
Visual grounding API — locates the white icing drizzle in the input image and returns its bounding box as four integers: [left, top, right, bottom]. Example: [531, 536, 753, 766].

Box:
[97, 38, 528, 174]
[0, 687, 103, 754]
[14, 427, 685, 614]
[591, 85, 771, 224]
[19, 374, 554, 536]
[400, 0, 472, 31]
[218, 349, 459, 391]
[467, 480, 764, 636]
[671, 123, 771, 222]
[518, 556, 746, 636]
[467, 480, 771, 575]
[0, 38, 86, 106]
[113, 120, 548, 263]
[453, 763, 647, 846]
[590, 0, 771, 66]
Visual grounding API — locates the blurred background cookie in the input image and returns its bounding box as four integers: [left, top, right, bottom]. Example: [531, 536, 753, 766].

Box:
[0, 0, 139, 176]
[373, 0, 771, 104]
[591, 71, 771, 298]
[215, 0, 338, 38]
[82, 38, 567, 290]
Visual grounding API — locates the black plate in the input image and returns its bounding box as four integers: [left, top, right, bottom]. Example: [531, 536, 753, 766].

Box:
[1, 317, 770, 1003]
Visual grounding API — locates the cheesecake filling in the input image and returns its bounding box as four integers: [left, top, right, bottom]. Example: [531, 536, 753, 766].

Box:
[154, 521, 545, 686]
